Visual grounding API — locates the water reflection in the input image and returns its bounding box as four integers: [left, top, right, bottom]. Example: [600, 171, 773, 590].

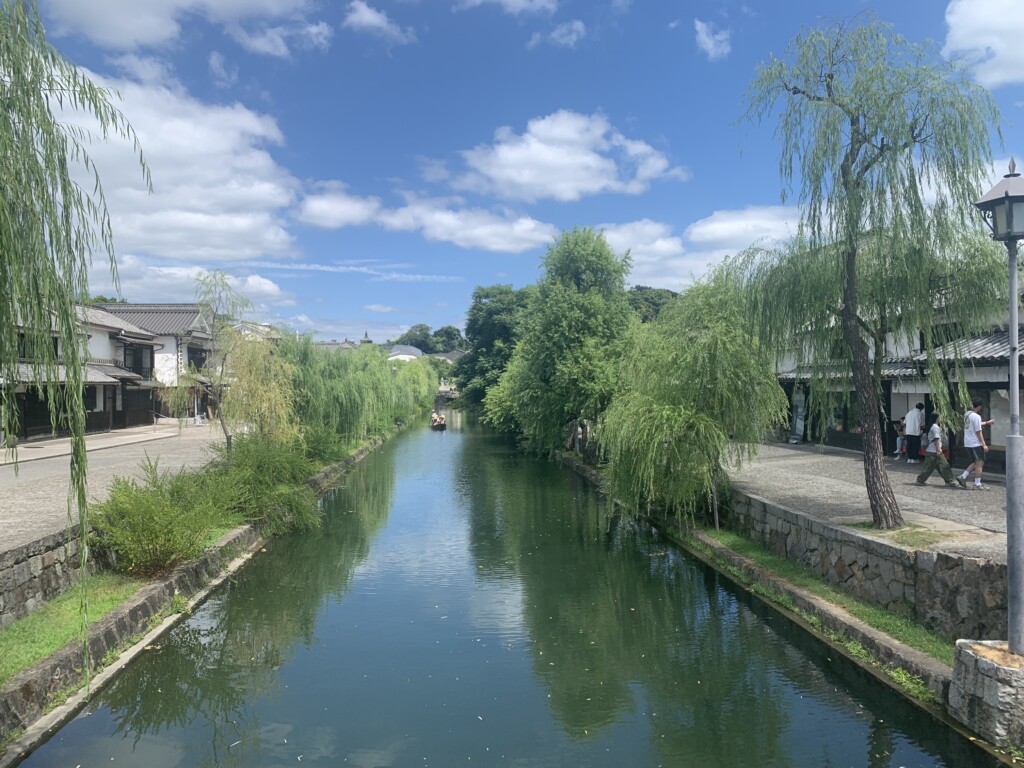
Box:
[82, 456, 395, 763]
[20, 422, 1001, 768]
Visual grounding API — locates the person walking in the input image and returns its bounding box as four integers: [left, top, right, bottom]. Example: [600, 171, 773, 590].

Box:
[916, 413, 959, 488]
[903, 402, 925, 464]
[957, 398, 995, 490]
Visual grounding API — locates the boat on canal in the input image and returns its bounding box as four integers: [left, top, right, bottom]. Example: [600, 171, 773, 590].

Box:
[430, 411, 446, 430]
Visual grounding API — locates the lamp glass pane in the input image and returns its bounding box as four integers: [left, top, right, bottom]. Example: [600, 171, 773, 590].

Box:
[995, 204, 1009, 237]
[1013, 201, 1024, 236]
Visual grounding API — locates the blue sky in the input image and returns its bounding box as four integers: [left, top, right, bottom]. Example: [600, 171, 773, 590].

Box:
[41, 0, 1024, 342]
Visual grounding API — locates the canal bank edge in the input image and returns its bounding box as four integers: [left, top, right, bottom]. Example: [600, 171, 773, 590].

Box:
[0, 525, 264, 768]
[552, 451, 1018, 766]
[0, 434, 389, 768]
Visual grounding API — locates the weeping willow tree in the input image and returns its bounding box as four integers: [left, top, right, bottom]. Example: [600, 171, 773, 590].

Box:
[742, 14, 1001, 528]
[193, 271, 253, 451]
[600, 269, 788, 528]
[279, 337, 437, 460]
[220, 334, 299, 444]
[0, 0, 148, 656]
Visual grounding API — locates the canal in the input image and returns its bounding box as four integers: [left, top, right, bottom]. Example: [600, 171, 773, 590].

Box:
[21, 415, 1000, 767]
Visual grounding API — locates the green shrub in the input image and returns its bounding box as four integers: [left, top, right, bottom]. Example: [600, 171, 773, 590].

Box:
[209, 435, 322, 534]
[92, 457, 241, 577]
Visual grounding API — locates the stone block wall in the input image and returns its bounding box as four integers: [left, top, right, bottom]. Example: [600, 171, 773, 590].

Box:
[728, 490, 1007, 641]
[0, 530, 89, 629]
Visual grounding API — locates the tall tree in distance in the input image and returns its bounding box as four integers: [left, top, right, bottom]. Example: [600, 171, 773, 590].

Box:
[485, 228, 632, 454]
[453, 284, 532, 408]
[742, 14, 1000, 528]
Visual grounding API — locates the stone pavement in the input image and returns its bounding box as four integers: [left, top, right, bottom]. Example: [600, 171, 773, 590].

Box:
[730, 442, 1009, 564]
[1, 422, 223, 552]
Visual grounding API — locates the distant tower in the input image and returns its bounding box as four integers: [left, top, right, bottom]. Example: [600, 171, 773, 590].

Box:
[361, 330, 373, 345]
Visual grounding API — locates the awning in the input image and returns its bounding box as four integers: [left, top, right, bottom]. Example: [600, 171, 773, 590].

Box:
[1, 363, 119, 385]
[89, 363, 143, 381]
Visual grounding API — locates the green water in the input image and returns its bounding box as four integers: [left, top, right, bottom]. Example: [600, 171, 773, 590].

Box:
[21, 415, 1000, 767]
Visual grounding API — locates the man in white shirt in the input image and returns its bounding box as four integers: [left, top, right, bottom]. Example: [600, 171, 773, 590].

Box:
[957, 398, 995, 490]
[903, 403, 925, 463]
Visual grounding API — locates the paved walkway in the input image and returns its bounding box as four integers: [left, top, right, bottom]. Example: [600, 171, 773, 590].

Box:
[1, 422, 223, 552]
[730, 442, 1009, 564]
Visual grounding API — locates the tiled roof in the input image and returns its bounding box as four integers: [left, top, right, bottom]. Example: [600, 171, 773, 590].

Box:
[916, 327, 1022, 364]
[778, 358, 918, 382]
[1, 363, 119, 385]
[97, 304, 211, 338]
[389, 344, 423, 358]
[89, 362, 143, 380]
[77, 306, 155, 340]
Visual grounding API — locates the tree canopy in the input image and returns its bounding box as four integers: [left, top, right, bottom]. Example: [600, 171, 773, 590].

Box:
[627, 285, 677, 323]
[453, 284, 533, 408]
[742, 13, 1001, 528]
[484, 227, 632, 453]
[601, 269, 788, 525]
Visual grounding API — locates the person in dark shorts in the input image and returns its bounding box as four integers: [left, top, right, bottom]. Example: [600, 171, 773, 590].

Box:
[957, 399, 994, 490]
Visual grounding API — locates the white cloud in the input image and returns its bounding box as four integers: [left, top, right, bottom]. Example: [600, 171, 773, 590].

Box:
[684, 205, 797, 252]
[88, 255, 292, 311]
[377, 194, 558, 252]
[599, 219, 689, 289]
[943, 0, 1024, 88]
[365, 304, 398, 313]
[228, 20, 333, 57]
[454, 110, 689, 202]
[454, 0, 557, 15]
[694, 19, 730, 61]
[42, 0, 326, 56]
[65, 65, 299, 265]
[297, 182, 557, 253]
[527, 19, 586, 50]
[298, 182, 382, 227]
[242, 260, 463, 283]
[342, 1, 416, 45]
[208, 51, 239, 88]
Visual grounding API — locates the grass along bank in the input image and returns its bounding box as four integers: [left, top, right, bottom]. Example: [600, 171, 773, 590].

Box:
[0, 574, 143, 687]
[698, 529, 954, 666]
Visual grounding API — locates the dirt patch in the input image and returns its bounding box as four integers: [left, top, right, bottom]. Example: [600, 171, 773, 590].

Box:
[968, 641, 1024, 669]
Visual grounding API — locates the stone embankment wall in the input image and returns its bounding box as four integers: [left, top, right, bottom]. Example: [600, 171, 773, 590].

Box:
[0, 530, 90, 629]
[729, 491, 1007, 641]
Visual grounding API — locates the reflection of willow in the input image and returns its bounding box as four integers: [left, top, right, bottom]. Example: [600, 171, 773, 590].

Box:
[100, 456, 395, 760]
[463, 447, 791, 765]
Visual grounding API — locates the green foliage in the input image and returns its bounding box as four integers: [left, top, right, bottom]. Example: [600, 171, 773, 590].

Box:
[0, 0, 148, 642]
[392, 323, 435, 353]
[92, 458, 241, 577]
[280, 337, 437, 460]
[741, 13, 1002, 528]
[626, 285, 677, 323]
[431, 324, 466, 353]
[484, 228, 632, 452]
[0, 573, 143, 686]
[600, 269, 788, 521]
[207, 435, 320, 534]
[453, 283, 533, 408]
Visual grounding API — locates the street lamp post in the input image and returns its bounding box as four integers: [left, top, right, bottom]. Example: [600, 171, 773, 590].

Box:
[975, 158, 1024, 655]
